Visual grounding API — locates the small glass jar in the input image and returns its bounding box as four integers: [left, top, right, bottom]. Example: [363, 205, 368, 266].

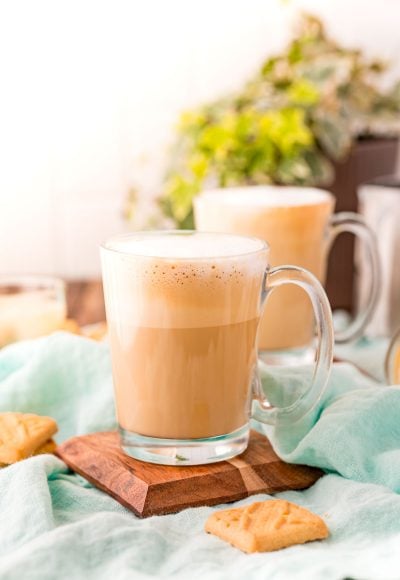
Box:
[0, 275, 66, 347]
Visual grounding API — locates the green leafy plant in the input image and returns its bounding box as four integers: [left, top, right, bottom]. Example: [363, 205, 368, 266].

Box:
[160, 13, 400, 228]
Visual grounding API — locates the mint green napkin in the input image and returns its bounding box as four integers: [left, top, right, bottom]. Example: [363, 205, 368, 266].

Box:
[258, 361, 400, 490]
[1, 333, 400, 580]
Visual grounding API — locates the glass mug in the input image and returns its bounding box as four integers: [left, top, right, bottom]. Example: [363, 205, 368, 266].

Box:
[101, 231, 334, 466]
[194, 186, 380, 364]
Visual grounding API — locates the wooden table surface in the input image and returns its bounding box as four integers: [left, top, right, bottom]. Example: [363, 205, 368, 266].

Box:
[66, 281, 105, 326]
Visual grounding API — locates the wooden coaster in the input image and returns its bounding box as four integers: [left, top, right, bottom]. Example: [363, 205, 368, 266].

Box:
[56, 430, 322, 518]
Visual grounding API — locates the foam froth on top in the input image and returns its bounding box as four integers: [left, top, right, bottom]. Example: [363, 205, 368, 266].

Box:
[102, 232, 268, 327]
[104, 231, 266, 258]
[196, 186, 332, 207]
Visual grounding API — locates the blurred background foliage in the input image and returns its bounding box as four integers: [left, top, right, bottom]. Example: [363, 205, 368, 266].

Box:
[159, 14, 400, 228]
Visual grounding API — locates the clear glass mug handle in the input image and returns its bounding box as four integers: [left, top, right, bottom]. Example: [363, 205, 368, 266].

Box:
[326, 212, 380, 343]
[252, 266, 334, 425]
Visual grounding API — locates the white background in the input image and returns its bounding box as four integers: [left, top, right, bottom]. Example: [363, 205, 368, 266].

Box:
[1, 0, 400, 278]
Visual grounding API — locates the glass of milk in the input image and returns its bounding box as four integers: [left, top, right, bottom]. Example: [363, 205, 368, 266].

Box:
[0, 275, 67, 347]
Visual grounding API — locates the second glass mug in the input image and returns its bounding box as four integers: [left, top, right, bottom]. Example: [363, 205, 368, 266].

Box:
[101, 231, 334, 466]
[194, 186, 380, 364]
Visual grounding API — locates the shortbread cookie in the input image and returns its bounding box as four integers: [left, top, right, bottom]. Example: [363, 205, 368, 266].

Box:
[205, 499, 329, 553]
[33, 439, 57, 456]
[0, 437, 57, 467]
[0, 413, 58, 464]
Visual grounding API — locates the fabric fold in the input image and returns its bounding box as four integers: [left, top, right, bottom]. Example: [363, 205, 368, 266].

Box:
[0, 333, 400, 579]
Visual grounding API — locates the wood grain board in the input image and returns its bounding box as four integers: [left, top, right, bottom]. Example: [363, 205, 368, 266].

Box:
[56, 430, 322, 518]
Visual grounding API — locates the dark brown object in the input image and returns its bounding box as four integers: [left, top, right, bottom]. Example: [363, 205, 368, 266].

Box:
[327, 137, 398, 312]
[56, 430, 322, 518]
[66, 280, 105, 326]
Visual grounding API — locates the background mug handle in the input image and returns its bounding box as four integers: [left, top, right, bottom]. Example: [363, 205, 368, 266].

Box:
[326, 212, 380, 344]
[252, 265, 334, 425]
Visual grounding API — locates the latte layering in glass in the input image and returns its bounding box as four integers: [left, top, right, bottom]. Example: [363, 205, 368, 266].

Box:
[101, 231, 334, 465]
[194, 186, 379, 364]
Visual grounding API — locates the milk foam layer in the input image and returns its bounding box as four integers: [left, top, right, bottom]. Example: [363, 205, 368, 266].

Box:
[197, 186, 332, 207]
[105, 231, 265, 257]
[101, 232, 268, 328]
